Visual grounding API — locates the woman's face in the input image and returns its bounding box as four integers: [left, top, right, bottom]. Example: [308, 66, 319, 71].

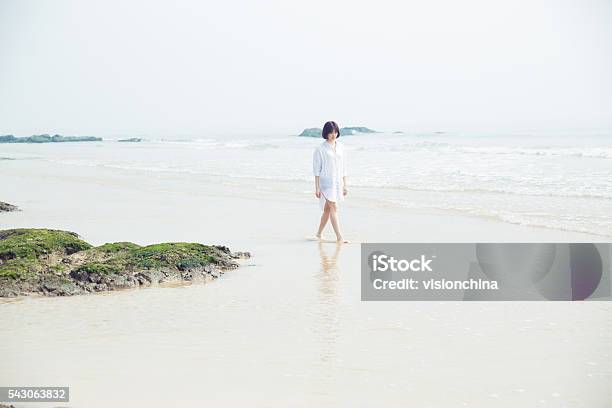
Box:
[327, 130, 338, 141]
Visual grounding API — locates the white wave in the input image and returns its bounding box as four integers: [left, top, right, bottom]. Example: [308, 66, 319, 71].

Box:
[388, 142, 612, 159]
[383, 199, 612, 238]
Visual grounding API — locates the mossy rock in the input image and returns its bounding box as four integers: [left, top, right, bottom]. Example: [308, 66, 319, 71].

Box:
[0, 229, 250, 296]
[77, 242, 221, 271]
[95, 242, 141, 253]
[0, 229, 92, 279]
[128, 243, 219, 270]
[73, 262, 122, 276]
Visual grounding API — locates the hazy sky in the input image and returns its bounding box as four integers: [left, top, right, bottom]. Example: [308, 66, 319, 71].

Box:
[0, 0, 610, 137]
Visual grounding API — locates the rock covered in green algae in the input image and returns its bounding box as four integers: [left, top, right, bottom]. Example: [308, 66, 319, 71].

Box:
[0, 229, 251, 297]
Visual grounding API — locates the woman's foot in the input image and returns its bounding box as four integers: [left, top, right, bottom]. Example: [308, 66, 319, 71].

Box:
[336, 236, 349, 243]
[306, 234, 323, 241]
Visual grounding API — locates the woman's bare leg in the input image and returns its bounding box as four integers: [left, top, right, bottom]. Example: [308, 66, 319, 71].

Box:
[316, 201, 331, 238]
[327, 200, 347, 242]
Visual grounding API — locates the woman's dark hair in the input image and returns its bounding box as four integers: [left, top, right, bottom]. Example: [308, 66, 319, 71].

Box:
[322, 121, 340, 139]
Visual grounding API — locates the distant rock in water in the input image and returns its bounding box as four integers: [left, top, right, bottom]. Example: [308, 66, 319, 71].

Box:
[118, 138, 143, 142]
[298, 126, 378, 137]
[393, 131, 404, 134]
[0, 228, 251, 297]
[0, 134, 102, 143]
[0, 202, 18, 212]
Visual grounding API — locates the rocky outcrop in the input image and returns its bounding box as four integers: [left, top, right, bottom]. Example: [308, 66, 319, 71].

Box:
[118, 138, 143, 142]
[298, 126, 378, 137]
[0, 134, 102, 143]
[0, 202, 18, 212]
[0, 229, 250, 297]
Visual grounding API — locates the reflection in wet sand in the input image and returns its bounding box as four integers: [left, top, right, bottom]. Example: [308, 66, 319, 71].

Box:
[316, 242, 343, 365]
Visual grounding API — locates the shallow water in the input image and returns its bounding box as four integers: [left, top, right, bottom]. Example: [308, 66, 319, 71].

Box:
[2, 239, 611, 407]
[2, 131, 612, 237]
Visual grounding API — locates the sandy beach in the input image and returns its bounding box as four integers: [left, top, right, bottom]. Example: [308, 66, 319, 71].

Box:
[2, 0, 611, 405]
[1, 153, 611, 407]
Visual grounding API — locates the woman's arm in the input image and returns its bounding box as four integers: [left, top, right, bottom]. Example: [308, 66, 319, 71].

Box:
[342, 149, 348, 195]
[313, 148, 322, 198]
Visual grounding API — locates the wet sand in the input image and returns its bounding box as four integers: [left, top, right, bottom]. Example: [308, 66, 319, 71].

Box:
[1, 160, 611, 407]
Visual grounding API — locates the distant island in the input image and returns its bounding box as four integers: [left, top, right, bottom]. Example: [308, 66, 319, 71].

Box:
[0, 134, 102, 143]
[298, 126, 378, 137]
[118, 138, 143, 142]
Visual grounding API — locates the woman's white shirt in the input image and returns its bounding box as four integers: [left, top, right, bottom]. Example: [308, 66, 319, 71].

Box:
[313, 139, 347, 209]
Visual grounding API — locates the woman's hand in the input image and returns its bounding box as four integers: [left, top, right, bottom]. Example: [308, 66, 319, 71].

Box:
[343, 187, 348, 196]
[315, 187, 321, 198]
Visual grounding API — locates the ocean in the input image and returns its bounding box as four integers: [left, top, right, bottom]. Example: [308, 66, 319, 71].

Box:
[2, 130, 611, 238]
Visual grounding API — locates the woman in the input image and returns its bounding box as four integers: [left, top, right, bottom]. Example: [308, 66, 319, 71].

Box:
[312, 121, 348, 243]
